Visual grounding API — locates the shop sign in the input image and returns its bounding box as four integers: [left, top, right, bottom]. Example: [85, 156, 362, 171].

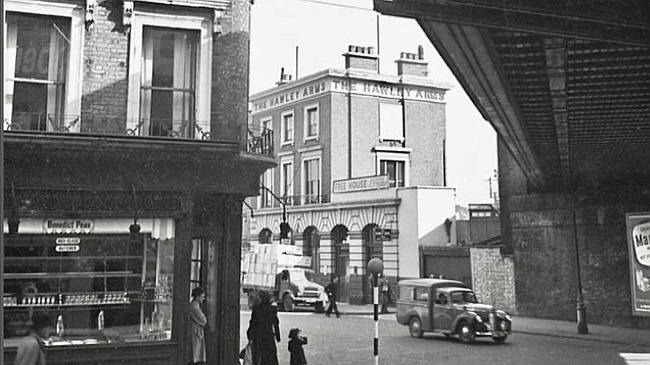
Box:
[43, 219, 95, 234]
[332, 175, 389, 194]
[55, 245, 80, 252]
[626, 212, 650, 316]
[56, 237, 81, 245]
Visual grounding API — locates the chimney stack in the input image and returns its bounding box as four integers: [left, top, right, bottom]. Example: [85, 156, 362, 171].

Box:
[396, 45, 428, 77]
[343, 44, 379, 73]
[276, 67, 293, 86]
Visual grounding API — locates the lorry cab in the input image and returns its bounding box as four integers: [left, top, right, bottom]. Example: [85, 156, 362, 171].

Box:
[276, 268, 327, 312]
[396, 278, 512, 343]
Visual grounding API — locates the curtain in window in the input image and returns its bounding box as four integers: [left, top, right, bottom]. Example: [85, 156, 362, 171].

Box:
[282, 163, 293, 200]
[5, 13, 69, 131]
[306, 107, 318, 137]
[380, 160, 405, 187]
[140, 27, 197, 137]
[304, 159, 320, 203]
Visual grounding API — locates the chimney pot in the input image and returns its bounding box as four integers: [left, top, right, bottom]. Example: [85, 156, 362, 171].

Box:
[418, 45, 424, 60]
[368, 46, 374, 54]
[349, 45, 355, 52]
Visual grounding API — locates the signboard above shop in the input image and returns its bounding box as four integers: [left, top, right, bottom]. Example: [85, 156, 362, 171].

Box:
[333, 175, 389, 194]
[43, 219, 95, 234]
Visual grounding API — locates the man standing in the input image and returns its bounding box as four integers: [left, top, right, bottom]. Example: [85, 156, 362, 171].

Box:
[380, 274, 391, 314]
[325, 276, 341, 318]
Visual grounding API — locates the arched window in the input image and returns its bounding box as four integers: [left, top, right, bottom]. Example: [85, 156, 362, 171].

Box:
[259, 228, 272, 244]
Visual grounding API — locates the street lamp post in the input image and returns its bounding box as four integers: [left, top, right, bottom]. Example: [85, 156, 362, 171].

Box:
[367, 257, 384, 365]
[573, 209, 589, 334]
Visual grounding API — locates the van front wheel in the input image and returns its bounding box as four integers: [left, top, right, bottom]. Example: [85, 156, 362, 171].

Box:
[409, 317, 423, 338]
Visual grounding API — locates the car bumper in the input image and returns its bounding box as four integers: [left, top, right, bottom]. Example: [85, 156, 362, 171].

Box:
[293, 297, 324, 305]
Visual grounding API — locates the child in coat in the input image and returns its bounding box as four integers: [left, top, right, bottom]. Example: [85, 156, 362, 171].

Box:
[288, 328, 307, 365]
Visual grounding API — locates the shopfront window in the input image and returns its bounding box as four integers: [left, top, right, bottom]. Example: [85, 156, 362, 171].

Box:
[4, 13, 70, 131]
[4, 224, 175, 345]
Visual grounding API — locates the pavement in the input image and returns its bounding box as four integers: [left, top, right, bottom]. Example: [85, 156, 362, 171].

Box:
[240, 295, 648, 348]
[335, 302, 650, 348]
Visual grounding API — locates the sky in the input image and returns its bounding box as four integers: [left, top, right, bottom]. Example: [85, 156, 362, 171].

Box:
[249, 0, 498, 207]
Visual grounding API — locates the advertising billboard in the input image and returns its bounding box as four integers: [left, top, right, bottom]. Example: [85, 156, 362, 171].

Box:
[626, 212, 650, 316]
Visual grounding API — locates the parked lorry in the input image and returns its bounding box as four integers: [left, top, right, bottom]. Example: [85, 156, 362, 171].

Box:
[241, 243, 328, 312]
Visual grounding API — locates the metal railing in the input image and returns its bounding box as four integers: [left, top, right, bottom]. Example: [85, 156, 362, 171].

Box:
[246, 126, 274, 156]
[3, 113, 275, 158]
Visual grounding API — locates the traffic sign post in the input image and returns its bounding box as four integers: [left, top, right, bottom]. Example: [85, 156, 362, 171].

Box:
[373, 228, 391, 242]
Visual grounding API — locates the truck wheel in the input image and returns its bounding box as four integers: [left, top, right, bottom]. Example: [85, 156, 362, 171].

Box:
[409, 317, 423, 338]
[458, 321, 476, 344]
[283, 294, 294, 312]
[315, 302, 325, 313]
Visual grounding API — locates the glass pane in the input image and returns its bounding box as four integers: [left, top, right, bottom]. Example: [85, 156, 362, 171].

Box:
[11, 83, 48, 130]
[13, 14, 69, 80]
[8, 13, 70, 130]
[3, 233, 174, 345]
[150, 90, 173, 136]
[141, 27, 197, 137]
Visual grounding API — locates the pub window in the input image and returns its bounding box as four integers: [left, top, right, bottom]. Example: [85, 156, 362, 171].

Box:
[304, 105, 319, 139]
[380, 160, 405, 187]
[281, 111, 294, 145]
[140, 27, 198, 137]
[260, 168, 274, 208]
[303, 158, 320, 204]
[5, 13, 70, 131]
[281, 161, 294, 204]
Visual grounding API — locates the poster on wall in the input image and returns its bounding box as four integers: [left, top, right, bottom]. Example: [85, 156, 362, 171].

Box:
[626, 212, 650, 317]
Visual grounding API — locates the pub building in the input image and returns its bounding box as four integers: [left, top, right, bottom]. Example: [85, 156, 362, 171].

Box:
[246, 46, 456, 304]
[2, 0, 273, 364]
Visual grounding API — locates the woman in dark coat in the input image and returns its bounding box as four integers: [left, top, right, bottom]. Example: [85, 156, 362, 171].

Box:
[247, 290, 281, 365]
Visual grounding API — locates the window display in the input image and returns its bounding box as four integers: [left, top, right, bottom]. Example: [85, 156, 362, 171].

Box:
[3, 233, 174, 345]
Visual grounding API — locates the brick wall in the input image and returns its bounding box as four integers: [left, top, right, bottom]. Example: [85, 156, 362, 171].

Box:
[405, 100, 445, 186]
[350, 95, 379, 177]
[81, 0, 129, 133]
[211, 0, 250, 142]
[470, 246, 516, 313]
[511, 194, 650, 328]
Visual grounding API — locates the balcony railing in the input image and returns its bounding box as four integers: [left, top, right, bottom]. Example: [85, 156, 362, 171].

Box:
[259, 194, 331, 209]
[3, 113, 274, 158]
[247, 125, 274, 156]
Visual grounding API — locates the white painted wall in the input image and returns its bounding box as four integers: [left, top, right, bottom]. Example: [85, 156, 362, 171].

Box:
[396, 186, 456, 278]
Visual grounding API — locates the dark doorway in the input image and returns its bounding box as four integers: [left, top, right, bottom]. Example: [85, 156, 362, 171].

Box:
[331, 225, 349, 302]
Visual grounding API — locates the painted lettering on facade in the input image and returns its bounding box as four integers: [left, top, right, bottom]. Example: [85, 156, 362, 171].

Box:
[251, 77, 446, 113]
[332, 175, 389, 194]
[43, 219, 95, 234]
[252, 82, 328, 112]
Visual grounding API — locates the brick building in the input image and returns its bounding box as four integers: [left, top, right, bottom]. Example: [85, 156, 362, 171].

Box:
[246, 46, 455, 304]
[3, 0, 273, 363]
